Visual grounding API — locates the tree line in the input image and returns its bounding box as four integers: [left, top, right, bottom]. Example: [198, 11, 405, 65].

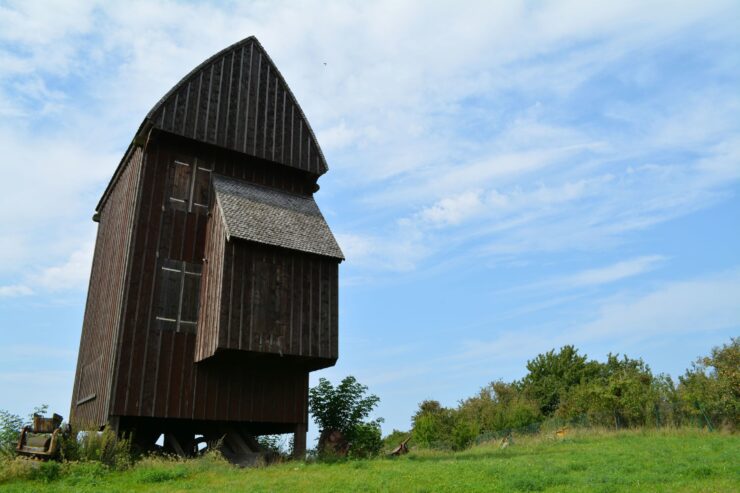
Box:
[408, 337, 738, 451]
[308, 337, 738, 457]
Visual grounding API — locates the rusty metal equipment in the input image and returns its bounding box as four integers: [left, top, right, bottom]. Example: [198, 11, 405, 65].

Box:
[16, 414, 68, 460]
[388, 435, 411, 456]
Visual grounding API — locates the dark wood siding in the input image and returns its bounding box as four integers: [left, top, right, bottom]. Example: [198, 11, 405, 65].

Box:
[195, 201, 226, 362]
[149, 37, 328, 176]
[70, 147, 143, 428]
[108, 132, 330, 424]
[196, 212, 339, 364]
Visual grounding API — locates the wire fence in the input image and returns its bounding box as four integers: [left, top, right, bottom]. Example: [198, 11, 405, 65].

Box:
[472, 402, 723, 446]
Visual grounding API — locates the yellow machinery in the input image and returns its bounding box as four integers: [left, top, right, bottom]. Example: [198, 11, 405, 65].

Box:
[16, 414, 67, 459]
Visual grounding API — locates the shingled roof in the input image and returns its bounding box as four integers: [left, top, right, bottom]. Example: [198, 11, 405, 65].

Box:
[213, 175, 344, 260]
[147, 36, 328, 175]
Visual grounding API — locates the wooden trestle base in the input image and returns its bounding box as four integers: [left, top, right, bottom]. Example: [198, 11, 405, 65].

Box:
[110, 416, 307, 464]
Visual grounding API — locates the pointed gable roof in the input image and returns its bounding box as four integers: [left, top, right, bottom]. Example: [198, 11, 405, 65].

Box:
[146, 36, 328, 175]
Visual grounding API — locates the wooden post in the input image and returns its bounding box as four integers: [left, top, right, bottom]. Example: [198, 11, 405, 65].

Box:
[293, 423, 306, 459]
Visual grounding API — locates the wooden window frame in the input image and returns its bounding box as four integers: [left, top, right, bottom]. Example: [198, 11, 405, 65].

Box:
[155, 259, 202, 333]
[169, 159, 212, 213]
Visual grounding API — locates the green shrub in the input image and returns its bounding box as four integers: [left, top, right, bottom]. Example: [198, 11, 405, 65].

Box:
[678, 337, 739, 430]
[412, 401, 456, 449]
[450, 418, 478, 451]
[0, 457, 37, 483]
[520, 346, 600, 416]
[457, 381, 541, 434]
[308, 376, 383, 458]
[0, 410, 23, 457]
[347, 421, 383, 458]
[76, 427, 133, 469]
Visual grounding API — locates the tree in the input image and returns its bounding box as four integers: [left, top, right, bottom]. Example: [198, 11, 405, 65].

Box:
[678, 337, 739, 429]
[520, 345, 599, 416]
[308, 376, 382, 457]
[0, 409, 23, 457]
[457, 381, 541, 434]
[412, 400, 455, 448]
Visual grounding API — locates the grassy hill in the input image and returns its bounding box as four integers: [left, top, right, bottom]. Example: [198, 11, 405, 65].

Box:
[1, 428, 737, 492]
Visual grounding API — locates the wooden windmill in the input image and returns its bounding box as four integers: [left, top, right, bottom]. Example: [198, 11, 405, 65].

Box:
[70, 36, 343, 459]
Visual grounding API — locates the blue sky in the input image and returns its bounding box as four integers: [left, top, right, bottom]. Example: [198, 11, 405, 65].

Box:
[0, 1, 738, 440]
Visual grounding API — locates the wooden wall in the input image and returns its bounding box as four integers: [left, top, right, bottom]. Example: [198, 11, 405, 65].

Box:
[71, 147, 143, 428]
[108, 131, 325, 425]
[195, 199, 226, 362]
[148, 37, 327, 176]
[196, 208, 338, 365]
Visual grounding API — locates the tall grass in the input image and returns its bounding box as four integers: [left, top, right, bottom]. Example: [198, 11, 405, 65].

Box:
[1, 427, 737, 492]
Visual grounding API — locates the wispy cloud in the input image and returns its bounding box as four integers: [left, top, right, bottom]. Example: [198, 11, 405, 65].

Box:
[0, 284, 32, 297]
[455, 268, 740, 365]
[575, 269, 740, 341]
[0, 241, 94, 297]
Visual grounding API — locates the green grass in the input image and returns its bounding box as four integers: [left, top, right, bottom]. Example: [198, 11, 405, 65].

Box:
[1, 428, 737, 492]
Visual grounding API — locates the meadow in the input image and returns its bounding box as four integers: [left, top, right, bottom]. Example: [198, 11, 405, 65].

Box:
[1, 428, 737, 492]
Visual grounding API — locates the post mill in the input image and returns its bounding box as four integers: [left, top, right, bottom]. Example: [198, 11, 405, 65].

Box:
[70, 36, 343, 460]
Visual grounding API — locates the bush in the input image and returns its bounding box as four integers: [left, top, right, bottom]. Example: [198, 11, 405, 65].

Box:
[678, 338, 739, 430]
[557, 354, 660, 428]
[450, 418, 478, 451]
[75, 427, 133, 469]
[457, 381, 541, 434]
[520, 346, 600, 416]
[347, 421, 383, 458]
[412, 401, 455, 449]
[308, 376, 382, 458]
[0, 410, 23, 457]
[0, 457, 37, 484]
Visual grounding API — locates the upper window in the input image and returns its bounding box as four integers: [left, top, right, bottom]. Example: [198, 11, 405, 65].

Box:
[169, 160, 212, 213]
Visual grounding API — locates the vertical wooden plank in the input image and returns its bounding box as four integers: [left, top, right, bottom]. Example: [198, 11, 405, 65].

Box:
[230, 46, 245, 151]
[209, 57, 225, 144]
[242, 44, 256, 155]
[219, 242, 234, 349]
[168, 332, 186, 417]
[311, 257, 320, 357]
[184, 80, 198, 138]
[251, 53, 264, 158]
[196, 65, 211, 142]
[220, 51, 235, 148]
[262, 67, 274, 160]
[301, 258, 311, 357]
[181, 334, 195, 418]
[331, 262, 338, 358]
[153, 330, 173, 416]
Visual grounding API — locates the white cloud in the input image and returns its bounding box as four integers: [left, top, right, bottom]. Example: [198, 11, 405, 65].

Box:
[0, 241, 94, 297]
[0, 0, 738, 281]
[0, 284, 32, 297]
[566, 256, 666, 287]
[31, 241, 94, 292]
[335, 229, 428, 272]
[452, 268, 740, 368]
[576, 269, 740, 340]
[418, 190, 484, 226]
[498, 255, 667, 296]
